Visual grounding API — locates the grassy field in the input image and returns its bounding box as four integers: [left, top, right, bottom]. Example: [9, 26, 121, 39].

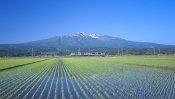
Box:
[0, 58, 49, 70]
[88, 55, 175, 67]
[0, 55, 175, 98]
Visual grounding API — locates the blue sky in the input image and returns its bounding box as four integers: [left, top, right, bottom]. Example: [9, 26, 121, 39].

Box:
[0, 0, 175, 45]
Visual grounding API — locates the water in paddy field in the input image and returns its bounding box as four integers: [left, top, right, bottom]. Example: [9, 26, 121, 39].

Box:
[0, 61, 175, 99]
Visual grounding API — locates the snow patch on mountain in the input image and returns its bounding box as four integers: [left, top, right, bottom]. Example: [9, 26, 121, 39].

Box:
[63, 32, 120, 41]
[66, 32, 86, 37]
[89, 34, 99, 38]
[65, 32, 101, 39]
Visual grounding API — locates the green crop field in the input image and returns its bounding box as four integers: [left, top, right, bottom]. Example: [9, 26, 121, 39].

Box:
[0, 55, 175, 99]
[0, 58, 49, 70]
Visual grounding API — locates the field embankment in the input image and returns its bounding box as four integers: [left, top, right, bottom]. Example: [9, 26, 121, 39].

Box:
[0, 58, 50, 71]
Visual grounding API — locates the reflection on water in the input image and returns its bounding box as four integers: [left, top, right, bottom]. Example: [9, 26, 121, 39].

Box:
[1, 60, 175, 99]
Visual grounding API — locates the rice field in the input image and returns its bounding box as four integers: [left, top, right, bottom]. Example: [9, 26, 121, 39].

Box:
[0, 58, 48, 70]
[0, 56, 175, 99]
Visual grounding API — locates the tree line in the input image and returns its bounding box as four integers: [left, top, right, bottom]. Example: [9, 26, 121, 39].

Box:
[0, 47, 175, 57]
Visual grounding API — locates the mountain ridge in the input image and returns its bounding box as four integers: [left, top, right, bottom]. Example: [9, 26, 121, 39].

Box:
[53, 32, 124, 40]
[0, 33, 174, 50]
[0, 32, 174, 56]
[20, 32, 172, 49]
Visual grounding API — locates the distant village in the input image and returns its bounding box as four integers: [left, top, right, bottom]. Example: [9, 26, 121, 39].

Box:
[71, 48, 105, 56]
[40, 48, 105, 57]
[70, 52, 105, 56]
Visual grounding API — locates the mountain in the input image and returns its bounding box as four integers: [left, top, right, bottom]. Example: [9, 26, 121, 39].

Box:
[0, 32, 174, 56]
[20, 32, 172, 49]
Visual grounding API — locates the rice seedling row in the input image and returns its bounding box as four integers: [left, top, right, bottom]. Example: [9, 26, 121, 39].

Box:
[5, 61, 54, 99]
[1, 57, 175, 99]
